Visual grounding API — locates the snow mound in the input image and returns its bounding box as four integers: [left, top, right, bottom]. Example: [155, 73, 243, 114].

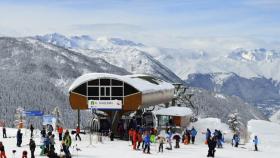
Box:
[247, 120, 280, 150]
[189, 118, 232, 143]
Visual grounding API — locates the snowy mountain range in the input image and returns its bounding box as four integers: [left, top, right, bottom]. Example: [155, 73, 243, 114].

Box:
[34, 33, 280, 117]
[0, 35, 267, 127]
[35, 33, 183, 83]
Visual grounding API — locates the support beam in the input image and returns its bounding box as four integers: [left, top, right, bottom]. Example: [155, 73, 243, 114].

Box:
[77, 108, 81, 128]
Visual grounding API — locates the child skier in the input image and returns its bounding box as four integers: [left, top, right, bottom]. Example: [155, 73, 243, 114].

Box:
[157, 135, 165, 153]
[143, 132, 151, 154]
[253, 135, 258, 151]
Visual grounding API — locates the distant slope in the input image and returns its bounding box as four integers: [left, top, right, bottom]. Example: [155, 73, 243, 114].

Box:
[35, 33, 183, 83]
[0, 37, 129, 127]
[186, 87, 266, 124]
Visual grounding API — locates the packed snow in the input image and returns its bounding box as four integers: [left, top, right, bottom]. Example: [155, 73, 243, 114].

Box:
[0, 118, 279, 158]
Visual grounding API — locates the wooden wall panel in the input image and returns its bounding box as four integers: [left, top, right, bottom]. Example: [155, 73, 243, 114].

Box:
[69, 92, 88, 110]
[173, 116, 181, 126]
[123, 93, 142, 112]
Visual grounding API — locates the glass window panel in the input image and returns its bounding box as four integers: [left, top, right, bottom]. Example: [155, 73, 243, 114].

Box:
[88, 87, 99, 96]
[100, 79, 110, 86]
[112, 87, 123, 96]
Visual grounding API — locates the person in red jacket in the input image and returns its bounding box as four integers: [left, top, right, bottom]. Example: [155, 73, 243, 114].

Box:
[75, 126, 81, 141]
[132, 130, 138, 150]
[58, 126, 63, 141]
[128, 129, 134, 145]
[137, 131, 143, 150]
[0, 142, 7, 158]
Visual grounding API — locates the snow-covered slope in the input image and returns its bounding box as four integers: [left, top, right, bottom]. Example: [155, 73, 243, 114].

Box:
[35, 33, 182, 83]
[247, 120, 280, 151]
[270, 110, 280, 124]
[186, 87, 266, 124]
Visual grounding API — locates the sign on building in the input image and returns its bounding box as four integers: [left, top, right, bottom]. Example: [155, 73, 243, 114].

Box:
[43, 115, 55, 125]
[25, 111, 44, 116]
[88, 100, 122, 110]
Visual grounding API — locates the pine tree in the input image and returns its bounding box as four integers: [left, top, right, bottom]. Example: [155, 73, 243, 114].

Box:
[228, 111, 241, 133]
[52, 106, 63, 128]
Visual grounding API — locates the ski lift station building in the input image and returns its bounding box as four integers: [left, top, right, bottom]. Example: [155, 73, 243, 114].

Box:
[68, 73, 175, 113]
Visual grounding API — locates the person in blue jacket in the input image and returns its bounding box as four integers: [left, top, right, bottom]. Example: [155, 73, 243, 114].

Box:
[190, 127, 197, 144]
[233, 134, 240, 147]
[143, 132, 151, 154]
[253, 135, 258, 151]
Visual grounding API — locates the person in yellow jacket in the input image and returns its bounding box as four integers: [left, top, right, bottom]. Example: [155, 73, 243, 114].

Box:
[62, 130, 72, 158]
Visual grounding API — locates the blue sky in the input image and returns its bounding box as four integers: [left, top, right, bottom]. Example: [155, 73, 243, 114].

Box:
[0, 0, 280, 51]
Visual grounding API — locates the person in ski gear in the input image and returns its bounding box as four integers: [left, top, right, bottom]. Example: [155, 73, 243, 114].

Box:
[29, 139, 36, 158]
[0, 142, 7, 158]
[2, 126, 6, 138]
[233, 133, 240, 147]
[132, 129, 138, 150]
[143, 132, 151, 154]
[190, 127, 197, 144]
[157, 135, 166, 153]
[22, 151, 28, 158]
[137, 131, 143, 150]
[50, 134, 55, 151]
[253, 135, 258, 151]
[128, 128, 134, 145]
[58, 126, 63, 141]
[173, 134, 181, 148]
[30, 124, 34, 138]
[17, 129, 23, 147]
[75, 126, 81, 141]
[41, 127, 46, 138]
[207, 136, 217, 157]
[117, 120, 125, 140]
[63, 130, 72, 157]
[166, 131, 172, 150]
[216, 130, 223, 148]
[205, 128, 211, 144]
[43, 133, 51, 155]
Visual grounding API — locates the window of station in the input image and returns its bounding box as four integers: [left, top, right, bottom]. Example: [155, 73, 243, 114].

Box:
[112, 80, 123, 86]
[72, 83, 87, 95]
[124, 83, 138, 96]
[100, 79, 111, 86]
[111, 87, 123, 96]
[88, 87, 99, 96]
[88, 79, 99, 86]
[86, 79, 138, 100]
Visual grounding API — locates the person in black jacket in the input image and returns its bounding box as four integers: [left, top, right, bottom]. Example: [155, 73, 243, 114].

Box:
[207, 136, 217, 157]
[29, 139, 36, 158]
[17, 129, 23, 147]
[2, 127, 6, 138]
[41, 127, 46, 138]
[30, 124, 34, 138]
